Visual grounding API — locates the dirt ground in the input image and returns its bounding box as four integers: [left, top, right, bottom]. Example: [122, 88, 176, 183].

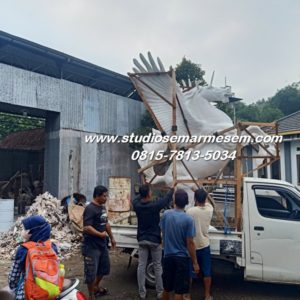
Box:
[1, 250, 299, 300]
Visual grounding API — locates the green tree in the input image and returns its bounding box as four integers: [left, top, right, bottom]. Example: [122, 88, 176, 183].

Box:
[236, 102, 259, 121]
[270, 83, 300, 115]
[258, 103, 283, 122]
[175, 57, 206, 87]
[233, 101, 283, 123]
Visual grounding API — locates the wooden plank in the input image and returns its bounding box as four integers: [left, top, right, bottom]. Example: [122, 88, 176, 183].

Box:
[275, 122, 280, 158]
[129, 75, 165, 133]
[171, 69, 177, 187]
[177, 179, 236, 185]
[235, 126, 242, 231]
[180, 160, 200, 188]
[135, 76, 174, 107]
[183, 124, 237, 150]
[243, 128, 275, 157]
[239, 121, 276, 128]
[214, 125, 237, 136]
[176, 94, 192, 137]
[242, 157, 280, 177]
[212, 160, 232, 186]
[149, 173, 158, 184]
[238, 155, 276, 159]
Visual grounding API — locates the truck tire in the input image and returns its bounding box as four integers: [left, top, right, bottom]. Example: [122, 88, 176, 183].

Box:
[145, 261, 156, 288]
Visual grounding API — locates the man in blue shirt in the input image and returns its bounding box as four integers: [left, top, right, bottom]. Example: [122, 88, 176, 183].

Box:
[160, 189, 199, 300]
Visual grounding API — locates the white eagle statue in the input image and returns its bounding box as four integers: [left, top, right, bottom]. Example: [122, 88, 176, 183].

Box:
[130, 52, 275, 192]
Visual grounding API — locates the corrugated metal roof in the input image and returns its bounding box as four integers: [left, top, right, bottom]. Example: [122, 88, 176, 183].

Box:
[0, 30, 141, 101]
[276, 110, 300, 133]
[0, 128, 44, 150]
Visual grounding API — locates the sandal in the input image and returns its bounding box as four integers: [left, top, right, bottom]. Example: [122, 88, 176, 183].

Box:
[94, 287, 109, 297]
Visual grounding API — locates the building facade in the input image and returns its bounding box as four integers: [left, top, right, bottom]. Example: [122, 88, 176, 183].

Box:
[0, 31, 145, 200]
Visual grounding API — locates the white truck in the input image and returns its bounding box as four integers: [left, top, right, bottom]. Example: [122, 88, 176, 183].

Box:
[111, 177, 300, 286]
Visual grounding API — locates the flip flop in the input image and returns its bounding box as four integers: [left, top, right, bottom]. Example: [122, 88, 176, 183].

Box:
[94, 287, 109, 297]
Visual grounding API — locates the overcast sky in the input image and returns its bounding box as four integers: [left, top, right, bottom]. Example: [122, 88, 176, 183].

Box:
[1, 0, 300, 103]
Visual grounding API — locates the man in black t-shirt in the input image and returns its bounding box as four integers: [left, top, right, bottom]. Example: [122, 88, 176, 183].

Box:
[82, 185, 116, 300]
[133, 184, 174, 299]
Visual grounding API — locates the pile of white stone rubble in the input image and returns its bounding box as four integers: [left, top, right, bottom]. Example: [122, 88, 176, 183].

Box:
[0, 192, 82, 260]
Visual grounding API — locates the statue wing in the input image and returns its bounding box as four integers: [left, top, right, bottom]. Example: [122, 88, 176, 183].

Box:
[130, 52, 191, 137]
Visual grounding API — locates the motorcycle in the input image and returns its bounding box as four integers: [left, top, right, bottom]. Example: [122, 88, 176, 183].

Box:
[0, 278, 87, 300]
[57, 278, 87, 300]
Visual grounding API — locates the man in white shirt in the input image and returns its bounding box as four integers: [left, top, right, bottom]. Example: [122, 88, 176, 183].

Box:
[187, 188, 213, 300]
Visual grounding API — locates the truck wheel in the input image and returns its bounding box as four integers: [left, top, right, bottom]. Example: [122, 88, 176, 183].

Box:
[145, 261, 156, 288]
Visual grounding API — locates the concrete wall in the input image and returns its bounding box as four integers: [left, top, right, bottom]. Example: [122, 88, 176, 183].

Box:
[0, 63, 145, 199]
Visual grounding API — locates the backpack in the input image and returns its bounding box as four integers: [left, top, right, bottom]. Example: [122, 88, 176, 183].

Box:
[22, 240, 63, 300]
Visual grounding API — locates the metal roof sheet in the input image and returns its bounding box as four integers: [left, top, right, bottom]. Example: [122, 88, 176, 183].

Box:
[0, 31, 140, 101]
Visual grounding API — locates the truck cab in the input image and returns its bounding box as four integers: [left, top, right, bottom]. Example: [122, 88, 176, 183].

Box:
[111, 177, 300, 286]
[243, 177, 300, 284]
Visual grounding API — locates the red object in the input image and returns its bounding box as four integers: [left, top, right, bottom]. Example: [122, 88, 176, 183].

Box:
[76, 291, 87, 300]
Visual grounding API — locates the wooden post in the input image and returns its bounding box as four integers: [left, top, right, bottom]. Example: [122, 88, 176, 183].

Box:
[171, 69, 177, 187]
[235, 123, 242, 231]
[275, 122, 280, 159]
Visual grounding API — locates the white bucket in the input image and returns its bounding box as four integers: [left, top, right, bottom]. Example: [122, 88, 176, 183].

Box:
[0, 199, 14, 233]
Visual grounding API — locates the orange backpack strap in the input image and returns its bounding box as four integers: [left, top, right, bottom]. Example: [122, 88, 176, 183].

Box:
[22, 240, 52, 250]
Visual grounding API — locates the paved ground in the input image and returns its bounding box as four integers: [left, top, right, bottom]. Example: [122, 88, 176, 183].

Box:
[1, 250, 299, 299]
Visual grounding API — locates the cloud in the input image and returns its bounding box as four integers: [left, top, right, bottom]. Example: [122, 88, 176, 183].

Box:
[0, 0, 300, 103]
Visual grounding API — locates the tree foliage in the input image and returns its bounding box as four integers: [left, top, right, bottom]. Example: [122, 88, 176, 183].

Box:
[227, 83, 300, 123]
[269, 83, 300, 116]
[175, 57, 206, 87]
